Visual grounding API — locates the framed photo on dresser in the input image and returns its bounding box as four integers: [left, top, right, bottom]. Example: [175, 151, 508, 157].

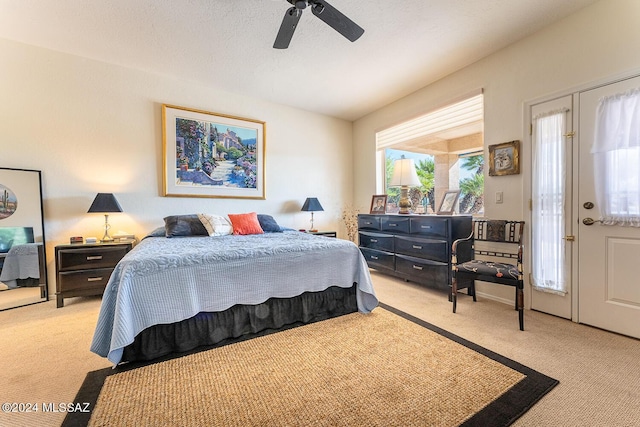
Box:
[370, 195, 387, 214]
[437, 190, 460, 215]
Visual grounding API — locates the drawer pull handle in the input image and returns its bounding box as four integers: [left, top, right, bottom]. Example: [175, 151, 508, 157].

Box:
[370, 256, 379, 260]
[421, 225, 432, 229]
[412, 265, 423, 270]
[389, 223, 398, 227]
[370, 239, 378, 243]
[412, 245, 422, 249]
[365, 222, 372, 225]
[87, 256, 103, 261]
[87, 277, 103, 282]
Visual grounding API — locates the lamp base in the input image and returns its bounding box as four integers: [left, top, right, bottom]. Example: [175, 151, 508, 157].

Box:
[101, 214, 113, 242]
[397, 186, 412, 214]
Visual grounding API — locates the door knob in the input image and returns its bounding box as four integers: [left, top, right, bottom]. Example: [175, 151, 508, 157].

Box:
[583, 217, 597, 226]
[583, 202, 594, 209]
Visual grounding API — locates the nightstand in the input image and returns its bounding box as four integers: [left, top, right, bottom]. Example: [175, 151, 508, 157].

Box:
[55, 241, 133, 308]
[307, 231, 337, 238]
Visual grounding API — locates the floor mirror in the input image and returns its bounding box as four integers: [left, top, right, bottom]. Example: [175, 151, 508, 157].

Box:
[0, 167, 48, 310]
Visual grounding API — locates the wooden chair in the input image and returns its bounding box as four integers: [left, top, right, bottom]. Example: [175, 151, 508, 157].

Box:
[451, 220, 525, 330]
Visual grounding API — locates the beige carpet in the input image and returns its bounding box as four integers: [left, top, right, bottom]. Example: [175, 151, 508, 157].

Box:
[67, 306, 556, 427]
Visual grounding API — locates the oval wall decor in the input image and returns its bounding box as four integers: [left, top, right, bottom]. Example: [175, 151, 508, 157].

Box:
[0, 184, 18, 219]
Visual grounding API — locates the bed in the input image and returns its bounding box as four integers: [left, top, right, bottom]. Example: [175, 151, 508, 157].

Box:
[91, 216, 378, 365]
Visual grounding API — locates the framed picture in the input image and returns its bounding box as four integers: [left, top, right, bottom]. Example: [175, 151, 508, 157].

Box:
[162, 104, 266, 199]
[489, 140, 520, 176]
[370, 195, 387, 214]
[437, 190, 460, 215]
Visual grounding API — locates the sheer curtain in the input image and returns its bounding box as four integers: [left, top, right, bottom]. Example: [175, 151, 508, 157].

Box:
[532, 109, 568, 294]
[592, 88, 640, 226]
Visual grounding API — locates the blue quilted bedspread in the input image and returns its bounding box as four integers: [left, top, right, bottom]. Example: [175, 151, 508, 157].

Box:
[90, 231, 378, 364]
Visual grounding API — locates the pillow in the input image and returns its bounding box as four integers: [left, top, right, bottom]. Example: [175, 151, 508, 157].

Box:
[197, 213, 233, 236]
[164, 214, 209, 238]
[227, 212, 264, 235]
[146, 226, 167, 238]
[257, 214, 283, 233]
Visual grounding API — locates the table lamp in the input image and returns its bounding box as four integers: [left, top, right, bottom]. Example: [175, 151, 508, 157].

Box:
[301, 197, 323, 232]
[390, 156, 421, 214]
[88, 193, 122, 242]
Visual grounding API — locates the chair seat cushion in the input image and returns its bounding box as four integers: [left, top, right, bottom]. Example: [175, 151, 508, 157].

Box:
[458, 259, 519, 279]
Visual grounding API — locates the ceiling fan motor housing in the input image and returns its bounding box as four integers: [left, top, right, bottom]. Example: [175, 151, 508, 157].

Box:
[288, 0, 307, 9]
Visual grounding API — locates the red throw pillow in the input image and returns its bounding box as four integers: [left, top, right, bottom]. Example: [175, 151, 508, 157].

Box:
[228, 212, 264, 235]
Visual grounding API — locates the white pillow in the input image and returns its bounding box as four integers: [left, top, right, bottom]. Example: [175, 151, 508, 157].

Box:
[197, 213, 233, 236]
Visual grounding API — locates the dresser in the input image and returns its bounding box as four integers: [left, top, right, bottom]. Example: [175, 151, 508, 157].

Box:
[55, 241, 133, 308]
[358, 214, 472, 292]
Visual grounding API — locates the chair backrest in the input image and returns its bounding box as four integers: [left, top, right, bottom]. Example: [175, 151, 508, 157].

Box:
[472, 220, 524, 260]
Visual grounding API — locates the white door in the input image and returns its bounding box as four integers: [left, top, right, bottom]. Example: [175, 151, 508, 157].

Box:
[578, 75, 640, 339]
[530, 96, 573, 319]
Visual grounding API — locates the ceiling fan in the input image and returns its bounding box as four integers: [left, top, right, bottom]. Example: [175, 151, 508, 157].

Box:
[273, 0, 364, 49]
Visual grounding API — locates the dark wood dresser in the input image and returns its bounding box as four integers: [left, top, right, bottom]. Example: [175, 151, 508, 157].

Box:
[358, 214, 473, 292]
[55, 241, 133, 308]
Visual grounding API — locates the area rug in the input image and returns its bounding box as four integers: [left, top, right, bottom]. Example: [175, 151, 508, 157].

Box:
[64, 304, 557, 426]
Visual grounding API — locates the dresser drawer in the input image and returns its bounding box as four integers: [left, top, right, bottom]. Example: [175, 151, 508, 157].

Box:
[394, 236, 448, 263]
[358, 215, 381, 231]
[57, 246, 129, 271]
[395, 254, 448, 285]
[359, 232, 394, 252]
[359, 248, 394, 271]
[381, 216, 410, 233]
[58, 268, 114, 292]
[410, 217, 449, 238]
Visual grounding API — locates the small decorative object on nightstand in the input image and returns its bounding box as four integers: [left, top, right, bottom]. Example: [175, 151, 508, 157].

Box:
[55, 241, 132, 308]
[301, 197, 324, 232]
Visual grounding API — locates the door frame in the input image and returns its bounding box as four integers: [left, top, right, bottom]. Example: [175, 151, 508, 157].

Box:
[522, 68, 640, 322]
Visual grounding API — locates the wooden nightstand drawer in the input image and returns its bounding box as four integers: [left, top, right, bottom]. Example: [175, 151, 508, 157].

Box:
[55, 242, 132, 307]
[58, 268, 114, 292]
[57, 246, 129, 271]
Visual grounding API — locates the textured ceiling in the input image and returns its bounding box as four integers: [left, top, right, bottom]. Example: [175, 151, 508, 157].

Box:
[0, 0, 598, 121]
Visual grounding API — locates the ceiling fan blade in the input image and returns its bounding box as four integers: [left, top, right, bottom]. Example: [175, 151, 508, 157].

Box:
[310, 0, 364, 42]
[274, 7, 302, 49]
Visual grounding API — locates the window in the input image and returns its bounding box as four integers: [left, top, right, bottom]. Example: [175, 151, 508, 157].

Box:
[593, 88, 640, 226]
[384, 149, 434, 213]
[532, 109, 568, 294]
[377, 93, 484, 214]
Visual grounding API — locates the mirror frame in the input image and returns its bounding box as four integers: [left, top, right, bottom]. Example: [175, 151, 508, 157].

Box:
[0, 167, 48, 310]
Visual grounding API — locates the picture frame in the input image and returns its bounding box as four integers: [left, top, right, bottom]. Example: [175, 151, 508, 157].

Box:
[489, 140, 520, 176]
[370, 195, 388, 214]
[437, 190, 460, 215]
[162, 104, 266, 199]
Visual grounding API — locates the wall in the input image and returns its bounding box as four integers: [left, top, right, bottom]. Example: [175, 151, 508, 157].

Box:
[0, 38, 353, 296]
[353, 0, 640, 304]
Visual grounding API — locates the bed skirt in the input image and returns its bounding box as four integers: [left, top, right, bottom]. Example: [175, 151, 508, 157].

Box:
[121, 284, 358, 363]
